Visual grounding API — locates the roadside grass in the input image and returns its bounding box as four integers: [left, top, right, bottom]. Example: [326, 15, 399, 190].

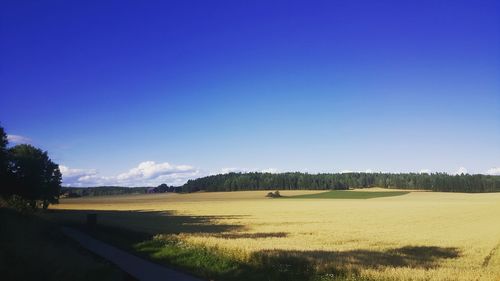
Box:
[285, 190, 409, 199]
[67, 223, 370, 281]
[0, 208, 124, 281]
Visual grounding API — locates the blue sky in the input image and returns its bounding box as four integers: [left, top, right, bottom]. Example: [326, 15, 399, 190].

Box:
[1, 0, 499, 186]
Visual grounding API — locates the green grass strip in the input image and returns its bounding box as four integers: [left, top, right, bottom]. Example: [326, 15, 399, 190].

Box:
[286, 190, 409, 199]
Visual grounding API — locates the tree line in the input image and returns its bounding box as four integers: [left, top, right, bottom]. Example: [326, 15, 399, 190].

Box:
[182, 172, 500, 193]
[61, 186, 148, 197]
[61, 183, 183, 197]
[0, 125, 61, 210]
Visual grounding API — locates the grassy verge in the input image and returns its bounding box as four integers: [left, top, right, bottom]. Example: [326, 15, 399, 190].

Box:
[0, 208, 125, 281]
[66, 223, 372, 281]
[285, 190, 409, 199]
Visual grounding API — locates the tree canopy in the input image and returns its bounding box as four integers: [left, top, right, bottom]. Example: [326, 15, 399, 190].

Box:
[0, 126, 8, 189]
[0, 124, 62, 210]
[8, 144, 62, 209]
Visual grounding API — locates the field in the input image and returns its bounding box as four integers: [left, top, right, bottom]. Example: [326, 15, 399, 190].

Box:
[46, 188, 500, 281]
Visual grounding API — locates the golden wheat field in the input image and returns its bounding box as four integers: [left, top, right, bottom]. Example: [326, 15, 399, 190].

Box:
[48, 189, 500, 281]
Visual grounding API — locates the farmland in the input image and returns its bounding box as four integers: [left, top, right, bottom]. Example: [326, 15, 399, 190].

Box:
[46, 189, 500, 281]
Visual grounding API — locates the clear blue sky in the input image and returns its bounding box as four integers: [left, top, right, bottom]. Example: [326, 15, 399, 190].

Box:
[1, 0, 499, 186]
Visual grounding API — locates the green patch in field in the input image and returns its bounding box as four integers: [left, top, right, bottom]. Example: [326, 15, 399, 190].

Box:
[132, 235, 363, 281]
[286, 190, 409, 199]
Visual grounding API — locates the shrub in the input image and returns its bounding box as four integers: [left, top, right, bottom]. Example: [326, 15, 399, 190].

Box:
[266, 191, 281, 198]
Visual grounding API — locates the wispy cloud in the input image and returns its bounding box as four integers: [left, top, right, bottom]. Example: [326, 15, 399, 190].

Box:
[220, 167, 247, 174]
[60, 161, 199, 187]
[59, 165, 98, 184]
[453, 167, 468, 175]
[219, 167, 279, 174]
[485, 167, 500, 175]
[340, 169, 354, 173]
[261, 168, 278, 173]
[339, 169, 382, 174]
[7, 134, 31, 144]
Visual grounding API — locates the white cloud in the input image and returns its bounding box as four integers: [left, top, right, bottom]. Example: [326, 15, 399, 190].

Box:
[339, 169, 381, 173]
[419, 169, 431, 174]
[261, 168, 278, 173]
[219, 167, 279, 174]
[220, 167, 247, 174]
[453, 167, 468, 175]
[60, 161, 199, 187]
[340, 170, 354, 173]
[59, 165, 97, 177]
[59, 164, 108, 187]
[485, 167, 500, 175]
[7, 134, 31, 144]
[116, 161, 194, 181]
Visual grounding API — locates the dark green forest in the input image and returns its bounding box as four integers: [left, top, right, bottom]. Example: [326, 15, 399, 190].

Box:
[182, 172, 500, 193]
[60, 186, 148, 197]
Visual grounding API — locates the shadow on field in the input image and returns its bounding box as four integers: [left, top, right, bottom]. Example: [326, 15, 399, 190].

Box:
[217, 246, 462, 280]
[44, 209, 245, 235]
[131, 241, 461, 281]
[208, 232, 288, 239]
[43, 209, 461, 281]
[256, 245, 460, 271]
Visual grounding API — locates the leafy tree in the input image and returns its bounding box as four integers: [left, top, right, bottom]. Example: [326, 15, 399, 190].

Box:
[0, 125, 8, 195]
[8, 144, 62, 209]
[157, 183, 169, 192]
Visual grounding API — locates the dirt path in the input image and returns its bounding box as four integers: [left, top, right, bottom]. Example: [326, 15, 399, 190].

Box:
[61, 227, 203, 281]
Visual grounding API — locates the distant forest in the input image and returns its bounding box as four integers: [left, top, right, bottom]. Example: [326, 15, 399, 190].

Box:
[61, 186, 148, 197]
[62, 172, 500, 196]
[182, 172, 500, 193]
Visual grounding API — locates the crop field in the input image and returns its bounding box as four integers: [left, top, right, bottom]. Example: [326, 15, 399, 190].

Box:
[46, 188, 500, 281]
